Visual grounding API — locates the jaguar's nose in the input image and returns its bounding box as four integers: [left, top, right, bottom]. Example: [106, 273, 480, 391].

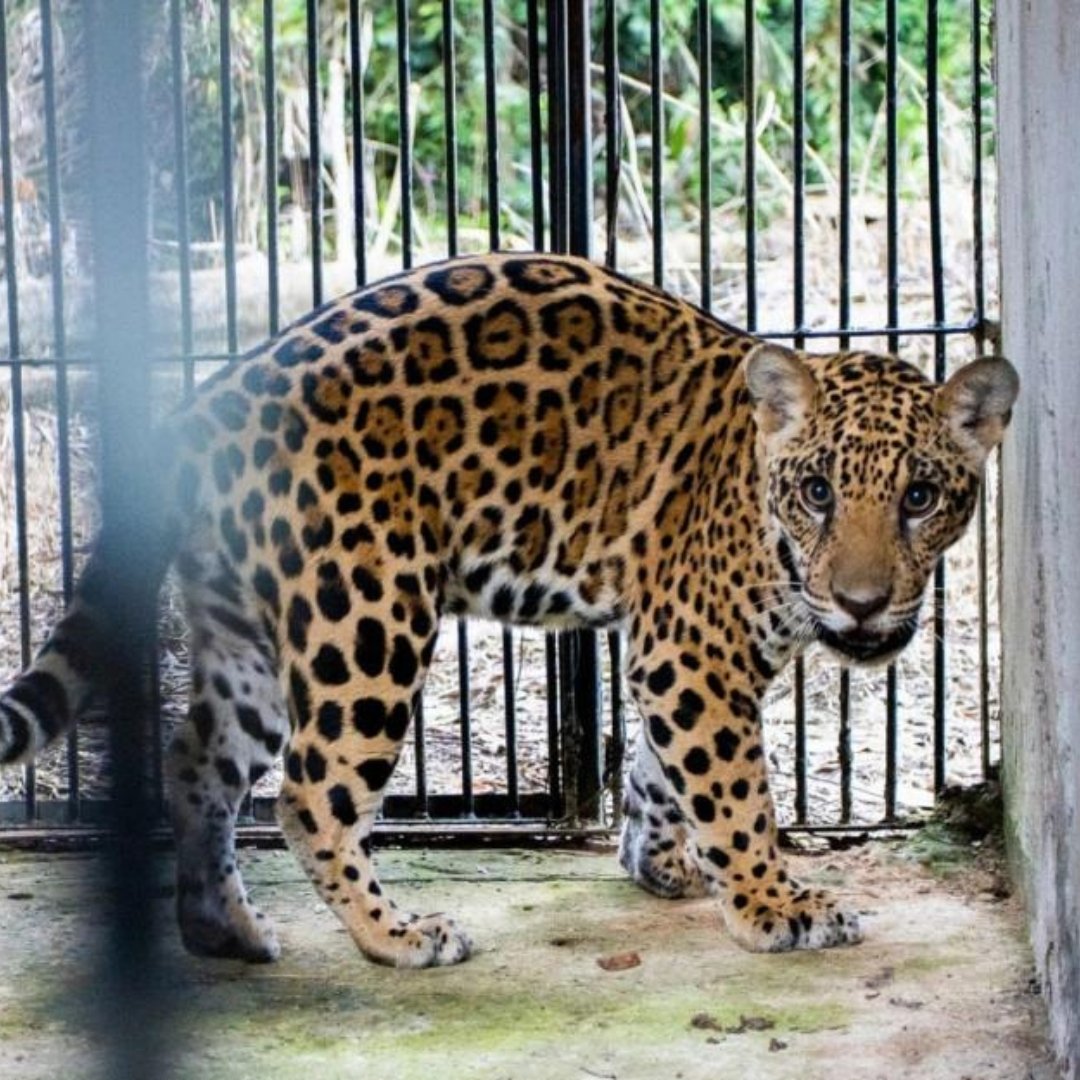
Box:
[832, 585, 892, 623]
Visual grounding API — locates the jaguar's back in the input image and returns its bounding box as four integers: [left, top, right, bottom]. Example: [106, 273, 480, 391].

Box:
[177, 252, 758, 633]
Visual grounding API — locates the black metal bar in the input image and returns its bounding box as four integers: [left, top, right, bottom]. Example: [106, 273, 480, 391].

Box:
[608, 631, 624, 825]
[502, 629, 519, 815]
[926, 0, 948, 794]
[349, 0, 367, 285]
[837, 0, 853, 822]
[85, 1, 166, 1069]
[396, 0, 413, 267]
[971, 0, 991, 779]
[457, 621, 474, 815]
[526, 0, 546, 250]
[884, 0, 900, 821]
[414, 697, 428, 817]
[483, 0, 500, 249]
[546, 0, 568, 253]
[839, 661, 852, 823]
[557, 632, 578, 819]
[792, 0, 805, 339]
[263, 0, 281, 332]
[0, 0, 33, 822]
[545, 635, 561, 809]
[743, 0, 756, 327]
[566, 0, 602, 822]
[218, 0, 239, 352]
[649, 0, 663, 285]
[306, 0, 325, 295]
[793, 656, 807, 823]
[698, 0, 711, 309]
[838, 0, 852, 342]
[566, 0, 591, 257]
[442, 0, 460, 256]
[791, 0, 807, 824]
[169, 0, 194, 388]
[602, 0, 619, 267]
[40, 0, 76, 818]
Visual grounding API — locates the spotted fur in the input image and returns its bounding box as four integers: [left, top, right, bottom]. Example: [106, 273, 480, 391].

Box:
[0, 253, 1018, 966]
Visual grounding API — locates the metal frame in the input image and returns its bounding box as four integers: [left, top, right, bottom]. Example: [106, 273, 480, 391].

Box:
[0, 0, 996, 837]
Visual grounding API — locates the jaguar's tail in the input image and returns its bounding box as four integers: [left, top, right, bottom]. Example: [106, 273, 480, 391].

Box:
[0, 529, 176, 767]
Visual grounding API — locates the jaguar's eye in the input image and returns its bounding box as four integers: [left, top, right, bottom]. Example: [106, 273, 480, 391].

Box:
[902, 481, 939, 518]
[800, 475, 834, 513]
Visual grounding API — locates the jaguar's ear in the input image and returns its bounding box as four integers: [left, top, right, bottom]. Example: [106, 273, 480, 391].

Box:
[744, 343, 817, 443]
[938, 357, 1020, 465]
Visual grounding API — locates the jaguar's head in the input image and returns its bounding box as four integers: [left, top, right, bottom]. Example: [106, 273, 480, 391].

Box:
[745, 343, 1019, 667]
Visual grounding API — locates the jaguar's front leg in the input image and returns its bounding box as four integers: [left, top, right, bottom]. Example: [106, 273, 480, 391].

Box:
[624, 631, 862, 952]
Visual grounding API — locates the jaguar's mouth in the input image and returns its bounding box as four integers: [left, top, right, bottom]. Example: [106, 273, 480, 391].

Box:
[813, 620, 918, 666]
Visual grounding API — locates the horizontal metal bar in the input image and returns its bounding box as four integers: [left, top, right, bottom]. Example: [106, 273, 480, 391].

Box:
[0, 319, 988, 370]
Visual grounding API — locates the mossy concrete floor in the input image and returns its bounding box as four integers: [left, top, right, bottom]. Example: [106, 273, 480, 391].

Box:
[0, 838, 1058, 1080]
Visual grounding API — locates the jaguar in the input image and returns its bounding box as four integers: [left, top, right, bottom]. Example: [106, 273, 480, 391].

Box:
[0, 252, 1018, 967]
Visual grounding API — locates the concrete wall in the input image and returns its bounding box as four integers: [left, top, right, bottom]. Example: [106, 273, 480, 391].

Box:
[997, 2, 1080, 1076]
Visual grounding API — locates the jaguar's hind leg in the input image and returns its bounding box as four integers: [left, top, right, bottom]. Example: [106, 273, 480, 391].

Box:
[276, 581, 471, 968]
[619, 736, 716, 899]
[167, 555, 289, 962]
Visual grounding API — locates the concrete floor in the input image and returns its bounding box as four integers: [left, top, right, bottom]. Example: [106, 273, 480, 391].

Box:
[0, 837, 1058, 1080]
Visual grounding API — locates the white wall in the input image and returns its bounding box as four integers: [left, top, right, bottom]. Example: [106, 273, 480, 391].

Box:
[997, 2, 1080, 1075]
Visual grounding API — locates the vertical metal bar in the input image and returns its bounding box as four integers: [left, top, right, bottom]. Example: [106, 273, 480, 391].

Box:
[743, 0, 756, 327]
[566, 0, 591, 257]
[839, 661, 852, 823]
[649, 0, 663, 285]
[885, 0, 902, 816]
[483, 0, 500, 249]
[349, 0, 367, 285]
[457, 621, 474, 815]
[884, 0, 901, 820]
[838, 0, 852, 341]
[169, 0, 194, 390]
[442, 0, 459, 256]
[793, 657, 807, 822]
[602, 0, 619, 267]
[85, 1, 166, 1069]
[567, 0, 602, 821]
[263, 0, 281, 333]
[971, 0, 991, 779]
[926, 0, 948, 795]
[557, 632, 578, 819]
[0, 2, 33, 821]
[413, 697, 428, 816]
[546, 0, 568, 253]
[527, 0, 546, 250]
[608, 631, 624, 825]
[219, 0, 239, 352]
[837, 0, 853, 820]
[698, 0, 711, 309]
[396, 0, 413, 267]
[40, 0, 76, 817]
[307, 0, 325, 296]
[603, 3, 623, 823]
[791, 0, 807, 824]
[502, 629, 519, 815]
[546, 635, 561, 809]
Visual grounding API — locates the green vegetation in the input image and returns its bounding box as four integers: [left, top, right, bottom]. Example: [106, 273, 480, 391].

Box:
[0, 0, 989, 330]
[132, 1, 987, 262]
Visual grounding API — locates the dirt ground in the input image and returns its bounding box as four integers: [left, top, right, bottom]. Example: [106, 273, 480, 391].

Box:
[0, 835, 1058, 1080]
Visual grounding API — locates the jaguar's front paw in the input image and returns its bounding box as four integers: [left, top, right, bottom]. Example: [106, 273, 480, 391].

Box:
[723, 887, 862, 952]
